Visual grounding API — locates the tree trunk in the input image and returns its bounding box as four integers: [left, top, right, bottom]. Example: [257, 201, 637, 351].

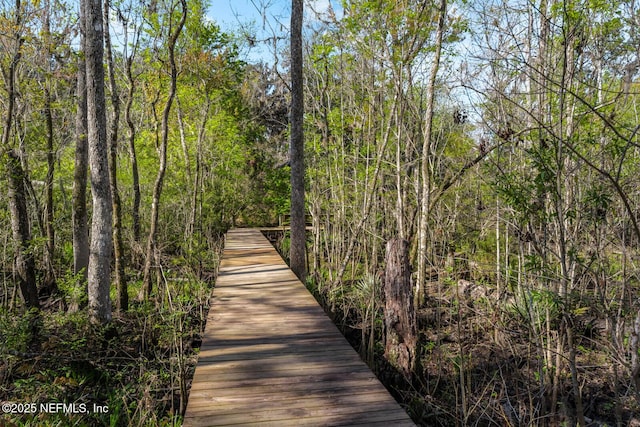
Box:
[73, 4, 89, 284]
[416, 0, 447, 306]
[7, 151, 39, 309]
[104, 0, 127, 312]
[141, 0, 187, 298]
[187, 94, 209, 247]
[85, 0, 113, 324]
[384, 238, 417, 379]
[125, 53, 141, 244]
[43, 87, 56, 291]
[41, 0, 56, 292]
[289, 0, 306, 280]
[176, 96, 192, 189]
[631, 308, 640, 394]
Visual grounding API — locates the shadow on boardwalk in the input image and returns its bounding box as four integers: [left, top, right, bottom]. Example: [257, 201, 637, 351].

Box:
[183, 228, 415, 427]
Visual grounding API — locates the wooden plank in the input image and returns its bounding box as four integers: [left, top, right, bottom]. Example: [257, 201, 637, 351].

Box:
[188, 370, 382, 392]
[183, 228, 414, 426]
[184, 407, 414, 427]
[187, 381, 389, 400]
[185, 389, 398, 411]
[185, 399, 407, 421]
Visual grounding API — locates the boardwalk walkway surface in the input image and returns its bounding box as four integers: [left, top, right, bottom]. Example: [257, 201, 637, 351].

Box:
[183, 228, 415, 427]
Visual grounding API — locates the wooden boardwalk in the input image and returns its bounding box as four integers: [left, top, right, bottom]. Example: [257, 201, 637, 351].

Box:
[183, 228, 415, 427]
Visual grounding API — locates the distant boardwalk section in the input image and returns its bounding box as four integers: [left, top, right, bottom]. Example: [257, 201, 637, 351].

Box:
[183, 228, 415, 426]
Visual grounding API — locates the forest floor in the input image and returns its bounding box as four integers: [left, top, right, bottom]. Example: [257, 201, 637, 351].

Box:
[0, 275, 212, 427]
[335, 279, 640, 426]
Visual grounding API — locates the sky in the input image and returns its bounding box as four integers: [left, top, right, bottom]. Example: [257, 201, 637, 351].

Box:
[208, 0, 340, 29]
[209, 0, 289, 31]
[207, 0, 342, 63]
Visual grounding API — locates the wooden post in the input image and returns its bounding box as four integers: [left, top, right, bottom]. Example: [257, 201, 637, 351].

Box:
[384, 238, 417, 379]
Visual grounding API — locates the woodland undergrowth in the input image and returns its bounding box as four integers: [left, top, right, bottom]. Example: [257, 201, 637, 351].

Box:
[311, 276, 640, 426]
[293, 242, 640, 427]
[0, 268, 212, 427]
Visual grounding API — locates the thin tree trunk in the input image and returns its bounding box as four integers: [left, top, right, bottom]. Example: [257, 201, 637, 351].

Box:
[40, 0, 56, 292]
[41, 0, 56, 288]
[395, 89, 405, 240]
[417, 0, 447, 305]
[187, 94, 210, 246]
[43, 89, 56, 290]
[104, 0, 127, 312]
[632, 309, 640, 393]
[124, 54, 141, 244]
[142, 0, 187, 298]
[73, 0, 89, 286]
[176, 96, 192, 188]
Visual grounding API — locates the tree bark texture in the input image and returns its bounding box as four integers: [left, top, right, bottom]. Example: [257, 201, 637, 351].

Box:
[73, 26, 89, 282]
[384, 238, 417, 379]
[85, 0, 113, 323]
[289, 0, 306, 280]
[7, 151, 40, 309]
